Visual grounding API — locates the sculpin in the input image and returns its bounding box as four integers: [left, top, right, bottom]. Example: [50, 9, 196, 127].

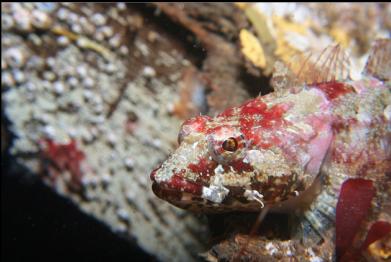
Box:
[151, 40, 391, 261]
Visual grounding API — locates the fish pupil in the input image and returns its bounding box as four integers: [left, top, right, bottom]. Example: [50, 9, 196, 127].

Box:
[222, 137, 238, 152]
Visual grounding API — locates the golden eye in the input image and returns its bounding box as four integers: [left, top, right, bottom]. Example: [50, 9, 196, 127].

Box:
[222, 137, 238, 152]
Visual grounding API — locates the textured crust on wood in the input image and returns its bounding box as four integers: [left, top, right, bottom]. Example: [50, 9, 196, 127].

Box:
[154, 3, 261, 115]
[2, 3, 210, 261]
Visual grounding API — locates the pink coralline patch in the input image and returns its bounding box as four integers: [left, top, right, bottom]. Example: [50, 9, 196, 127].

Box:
[124, 120, 138, 134]
[336, 178, 376, 260]
[315, 81, 352, 100]
[124, 112, 139, 134]
[41, 139, 86, 191]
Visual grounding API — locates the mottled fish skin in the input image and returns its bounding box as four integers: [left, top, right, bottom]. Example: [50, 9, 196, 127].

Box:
[151, 78, 390, 211]
[150, 40, 391, 260]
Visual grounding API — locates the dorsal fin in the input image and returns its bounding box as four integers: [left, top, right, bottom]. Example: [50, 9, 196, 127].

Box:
[271, 44, 351, 92]
[363, 39, 391, 81]
[294, 45, 351, 85]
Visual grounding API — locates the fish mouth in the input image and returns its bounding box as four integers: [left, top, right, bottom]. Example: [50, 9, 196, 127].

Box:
[150, 165, 264, 212]
[152, 180, 268, 212]
[151, 166, 204, 192]
[150, 164, 305, 212]
[151, 167, 263, 212]
[150, 165, 206, 205]
[151, 181, 201, 206]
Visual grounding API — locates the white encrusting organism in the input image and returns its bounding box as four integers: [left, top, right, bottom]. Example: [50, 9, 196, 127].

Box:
[244, 189, 265, 208]
[201, 173, 229, 203]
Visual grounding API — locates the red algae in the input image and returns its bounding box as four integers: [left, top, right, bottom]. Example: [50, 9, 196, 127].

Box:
[336, 178, 376, 260]
[360, 221, 391, 251]
[41, 139, 85, 190]
[339, 221, 391, 261]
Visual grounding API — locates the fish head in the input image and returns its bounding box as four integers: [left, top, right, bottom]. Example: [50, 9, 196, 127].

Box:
[151, 90, 333, 212]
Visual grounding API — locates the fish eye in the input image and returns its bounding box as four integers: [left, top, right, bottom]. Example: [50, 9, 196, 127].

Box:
[222, 137, 238, 152]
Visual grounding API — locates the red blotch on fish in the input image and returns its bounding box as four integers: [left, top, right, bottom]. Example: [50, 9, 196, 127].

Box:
[336, 178, 376, 260]
[217, 107, 235, 118]
[206, 125, 233, 135]
[40, 139, 85, 190]
[332, 117, 358, 133]
[238, 100, 288, 148]
[315, 82, 352, 100]
[181, 115, 211, 134]
[166, 172, 203, 195]
[188, 158, 217, 180]
[227, 159, 254, 173]
[240, 99, 268, 116]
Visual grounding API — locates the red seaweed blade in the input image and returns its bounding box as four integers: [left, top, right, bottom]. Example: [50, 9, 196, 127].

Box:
[336, 178, 375, 260]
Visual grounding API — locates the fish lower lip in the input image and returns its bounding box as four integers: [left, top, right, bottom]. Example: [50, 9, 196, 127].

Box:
[152, 182, 175, 192]
[152, 181, 185, 202]
[152, 175, 205, 195]
[149, 166, 161, 181]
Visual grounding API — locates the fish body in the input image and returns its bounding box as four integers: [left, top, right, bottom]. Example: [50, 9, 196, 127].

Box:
[150, 40, 391, 260]
[151, 77, 389, 209]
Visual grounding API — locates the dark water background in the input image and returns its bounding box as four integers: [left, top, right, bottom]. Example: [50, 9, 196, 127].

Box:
[1, 152, 154, 262]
